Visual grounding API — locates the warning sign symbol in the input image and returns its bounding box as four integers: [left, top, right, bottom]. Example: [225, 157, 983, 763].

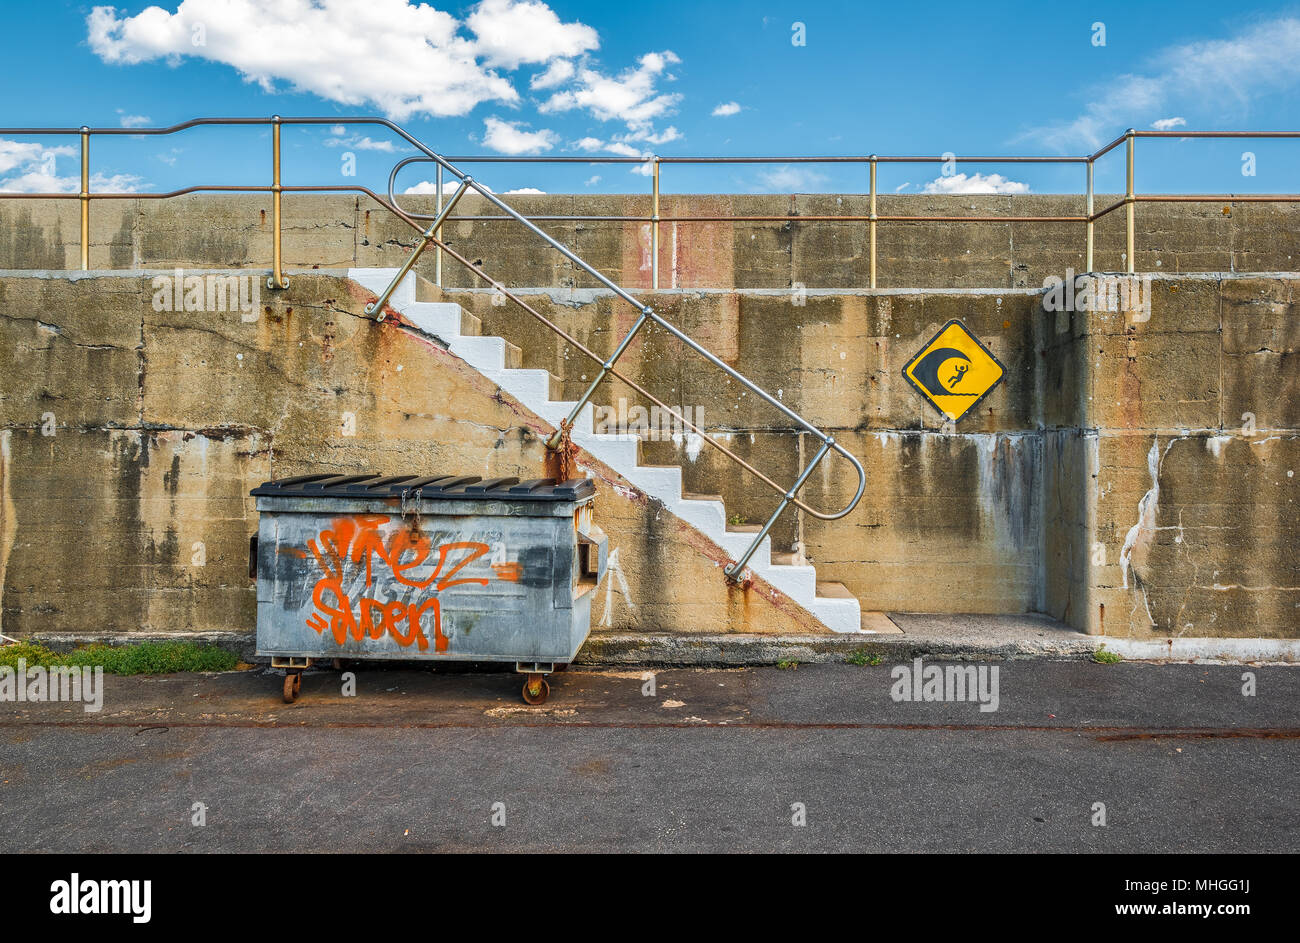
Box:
[901, 319, 1006, 423]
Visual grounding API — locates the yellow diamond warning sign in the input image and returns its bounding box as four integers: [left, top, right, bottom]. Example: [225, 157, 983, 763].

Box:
[902, 319, 1006, 423]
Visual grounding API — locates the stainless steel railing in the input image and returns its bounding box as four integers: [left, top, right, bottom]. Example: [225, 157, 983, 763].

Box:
[0, 115, 868, 580]
[5, 118, 1296, 578]
[374, 143, 867, 579]
[411, 129, 1300, 286]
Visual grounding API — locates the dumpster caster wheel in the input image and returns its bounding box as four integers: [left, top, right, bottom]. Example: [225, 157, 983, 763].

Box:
[522, 674, 550, 706]
[283, 671, 302, 704]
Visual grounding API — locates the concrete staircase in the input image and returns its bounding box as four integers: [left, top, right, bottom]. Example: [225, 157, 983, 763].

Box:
[350, 268, 863, 634]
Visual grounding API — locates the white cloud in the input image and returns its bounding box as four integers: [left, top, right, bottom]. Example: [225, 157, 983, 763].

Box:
[0, 169, 142, 194]
[568, 137, 652, 164]
[712, 101, 741, 117]
[0, 138, 141, 193]
[403, 179, 539, 196]
[404, 178, 493, 195]
[467, 0, 597, 69]
[1023, 16, 1300, 150]
[323, 127, 400, 152]
[921, 172, 1029, 195]
[621, 125, 679, 146]
[481, 116, 557, 154]
[755, 165, 827, 192]
[584, 174, 601, 186]
[118, 113, 151, 128]
[530, 58, 575, 90]
[87, 0, 523, 119]
[1151, 116, 1187, 131]
[87, 1, 683, 151]
[539, 50, 681, 136]
[0, 139, 73, 175]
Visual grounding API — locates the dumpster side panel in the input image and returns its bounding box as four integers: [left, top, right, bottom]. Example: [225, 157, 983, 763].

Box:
[255, 505, 581, 662]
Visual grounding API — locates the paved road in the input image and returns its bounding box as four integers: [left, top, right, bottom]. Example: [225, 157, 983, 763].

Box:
[1, 661, 1296, 852]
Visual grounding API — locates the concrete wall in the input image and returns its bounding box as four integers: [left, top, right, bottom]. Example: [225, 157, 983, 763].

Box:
[3, 194, 1299, 290]
[1060, 277, 1300, 638]
[447, 287, 1047, 616]
[0, 194, 1294, 640]
[445, 275, 1298, 638]
[0, 273, 835, 641]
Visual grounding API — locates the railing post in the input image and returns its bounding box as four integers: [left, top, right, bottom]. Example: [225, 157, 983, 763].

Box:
[1125, 128, 1136, 275]
[868, 155, 878, 289]
[269, 115, 288, 290]
[79, 127, 89, 271]
[546, 306, 652, 450]
[1085, 159, 1094, 273]
[651, 156, 660, 290]
[435, 164, 443, 288]
[725, 438, 832, 580]
[366, 180, 470, 319]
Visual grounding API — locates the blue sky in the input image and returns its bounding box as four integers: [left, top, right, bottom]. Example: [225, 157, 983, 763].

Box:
[2, 0, 1299, 198]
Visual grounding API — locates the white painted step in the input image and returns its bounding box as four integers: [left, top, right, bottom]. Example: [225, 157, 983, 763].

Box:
[809, 596, 863, 633]
[670, 496, 727, 536]
[447, 335, 510, 370]
[399, 301, 471, 337]
[350, 267, 864, 633]
[481, 368, 556, 403]
[351, 268, 417, 308]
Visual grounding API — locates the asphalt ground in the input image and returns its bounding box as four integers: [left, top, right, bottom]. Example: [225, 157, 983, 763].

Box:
[1, 660, 1296, 852]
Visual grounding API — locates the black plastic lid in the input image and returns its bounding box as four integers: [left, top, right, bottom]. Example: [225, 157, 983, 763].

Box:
[251, 473, 594, 502]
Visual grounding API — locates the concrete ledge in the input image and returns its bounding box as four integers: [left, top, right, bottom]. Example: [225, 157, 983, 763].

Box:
[579, 626, 1099, 665]
[24, 625, 1095, 666]
[1102, 637, 1300, 664]
[20, 626, 1300, 667]
[27, 631, 258, 660]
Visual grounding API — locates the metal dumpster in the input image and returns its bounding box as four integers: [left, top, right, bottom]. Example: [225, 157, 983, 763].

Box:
[250, 473, 607, 705]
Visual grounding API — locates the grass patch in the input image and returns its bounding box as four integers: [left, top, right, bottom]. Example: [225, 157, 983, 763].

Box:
[0, 640, 237, 674]
[1092, 646, 1123, 664]
[776, 659, 799, 670]
[846, 649, 883, 667]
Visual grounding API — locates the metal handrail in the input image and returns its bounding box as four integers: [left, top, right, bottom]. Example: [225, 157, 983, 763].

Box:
[375, 150, 867, 578]
[5, 118, 1298, 280]
[396, 128, 1300, 283]
[0, 115, 868, 579]
[4, 118, 1299, 579]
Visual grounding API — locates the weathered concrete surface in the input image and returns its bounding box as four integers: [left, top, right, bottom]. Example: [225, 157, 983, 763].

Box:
[0, 261, 1293, 642]
[446, 287, 1047, 611]
[584, 612, 1097, 663]
[0, 272, 834, 642]
[2, 663, 1298, 853]
[5, 194, 1300, 290]
[445, 277, 1297, 637]
[1040, 275, 1300, 638]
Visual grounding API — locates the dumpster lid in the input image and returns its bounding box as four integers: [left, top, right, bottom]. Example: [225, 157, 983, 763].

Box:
[251, 473, 595, 502]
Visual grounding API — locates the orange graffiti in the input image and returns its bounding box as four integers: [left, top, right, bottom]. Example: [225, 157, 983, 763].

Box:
[491, 561, 522, 582]
[304, 514, 509, 653]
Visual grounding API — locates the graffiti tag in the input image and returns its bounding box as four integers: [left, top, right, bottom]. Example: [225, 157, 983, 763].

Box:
[304, 514, 518, 652]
